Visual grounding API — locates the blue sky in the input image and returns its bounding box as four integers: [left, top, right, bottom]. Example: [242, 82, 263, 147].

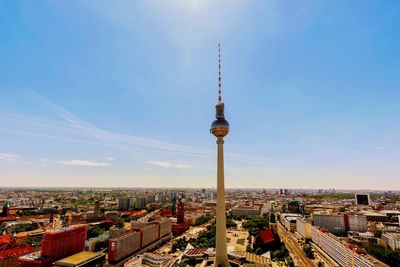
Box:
[0, 0, 399, 189]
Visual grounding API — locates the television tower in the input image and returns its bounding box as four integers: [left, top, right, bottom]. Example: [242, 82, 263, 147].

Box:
[210, 44, 230, 267]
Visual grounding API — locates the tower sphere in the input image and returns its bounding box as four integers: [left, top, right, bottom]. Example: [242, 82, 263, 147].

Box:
[211, 103, 229, 137]
[211, 118, 229, 137]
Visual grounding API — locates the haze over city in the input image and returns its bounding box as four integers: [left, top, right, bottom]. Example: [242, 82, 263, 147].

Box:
[1, 1, 399, 189]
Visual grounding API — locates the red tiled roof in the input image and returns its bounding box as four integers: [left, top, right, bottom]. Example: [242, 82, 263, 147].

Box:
[0, 216, 17, 222]
[255, 229, 275, 244]
[0, 244, 36, 259]
[0, 234, 12, 244]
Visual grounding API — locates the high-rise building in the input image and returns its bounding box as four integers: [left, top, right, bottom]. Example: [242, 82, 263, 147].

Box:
[118, 197, 134, 210]
[177, 201, 185, 224]
[135, 196, 147, 209]
[157, 193, 166, 203]
[146, 195, 156, 204]
[210, 44, 230, 267]
[19, 226, 87, 267]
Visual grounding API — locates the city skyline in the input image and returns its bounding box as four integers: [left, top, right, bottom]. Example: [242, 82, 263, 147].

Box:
[1, 1, 400, 189]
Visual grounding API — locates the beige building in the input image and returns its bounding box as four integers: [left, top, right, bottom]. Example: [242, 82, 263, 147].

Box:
[296, 217, 312, 239]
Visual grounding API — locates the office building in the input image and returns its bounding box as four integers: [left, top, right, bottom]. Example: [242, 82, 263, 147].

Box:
[118, 197, 135, 210]
[311, 226, 388, 267]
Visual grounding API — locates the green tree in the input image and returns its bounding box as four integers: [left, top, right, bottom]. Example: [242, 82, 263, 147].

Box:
[171, 238, 188, 252]
[114, 217, 124, 228]
[255, 247, 263, 255]
[246, 244, 253, 253]
[303, 245, 315, 259]
[242, 216, 269, 236]
[374, 229, 382, 238]
[364, 245, 400, 266]
[194, 215, 211, 226]
[226, 218, 237, 228]
[286, 256, 295, 267]
[88, 226, 104, 239]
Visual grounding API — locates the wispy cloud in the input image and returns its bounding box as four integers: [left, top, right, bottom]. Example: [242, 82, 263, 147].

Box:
[373, 146, 387, 150]
[0, 90, 275, 166]
[0, 153, 20, 162]
[148, 161, 191, 169]
[59, 160, 112, 167]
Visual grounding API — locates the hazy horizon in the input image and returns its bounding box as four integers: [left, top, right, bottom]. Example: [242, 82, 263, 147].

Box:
[1, 1, 399, 189]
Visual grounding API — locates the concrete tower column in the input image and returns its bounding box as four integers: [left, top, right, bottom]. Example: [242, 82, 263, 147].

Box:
[214, 136, 229, 267]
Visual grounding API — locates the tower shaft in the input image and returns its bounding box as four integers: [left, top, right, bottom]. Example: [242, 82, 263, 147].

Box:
[214, 136, 229, 267]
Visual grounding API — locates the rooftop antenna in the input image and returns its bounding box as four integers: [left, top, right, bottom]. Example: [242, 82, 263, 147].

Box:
[218, 43, 222, 104]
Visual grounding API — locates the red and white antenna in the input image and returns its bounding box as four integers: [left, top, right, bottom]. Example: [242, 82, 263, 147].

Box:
[218, 43, 222, 104]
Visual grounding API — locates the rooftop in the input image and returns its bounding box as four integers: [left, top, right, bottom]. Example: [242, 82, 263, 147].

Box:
[53, 251, 104, 266]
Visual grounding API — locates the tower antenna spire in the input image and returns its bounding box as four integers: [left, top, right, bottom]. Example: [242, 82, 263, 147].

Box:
[218, 43, 222, 104]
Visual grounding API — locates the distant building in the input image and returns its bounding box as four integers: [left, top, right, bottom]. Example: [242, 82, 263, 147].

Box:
[231, 206, 259, 217]
[355, 194, 370, 206]
[135, 196, 147, 209]
[208, 191, 217, 200]
[157, 193, 166, 203]
[146, 195, 156, 205]
[176, 201, 185, 224]
[313, 214, 346, 235]
[118, 197, 135, 210]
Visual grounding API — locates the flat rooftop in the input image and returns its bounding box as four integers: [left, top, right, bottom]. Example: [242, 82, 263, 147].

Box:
[53, 251, 104, 266]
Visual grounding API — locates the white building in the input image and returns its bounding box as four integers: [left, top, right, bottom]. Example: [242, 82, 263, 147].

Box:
[311, 226, 388, 267]
[382, 233, 400, 251]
